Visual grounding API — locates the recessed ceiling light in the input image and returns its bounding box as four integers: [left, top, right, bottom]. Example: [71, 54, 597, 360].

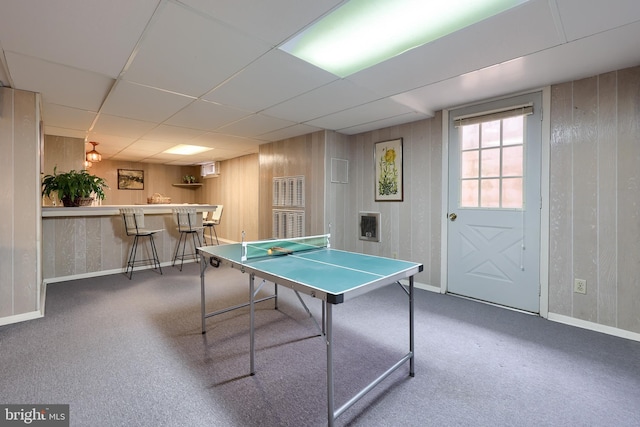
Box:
[280, 0, 528, 77]
[163, 144, 213, 155]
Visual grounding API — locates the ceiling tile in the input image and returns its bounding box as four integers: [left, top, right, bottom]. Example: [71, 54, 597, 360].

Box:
[258, 123, 323, 142]
[129, 139, 176, 152]
[306, 98, 416, 130]
[218, 113, 298, 138]
[122, 1, 272, 97]
[100, 80, 194, 123]
[91, 114, 157, 139]
[191, 132, 265, 151]
[179, 0, 344, 45]
[141, 124, 207, 142]
[203, 49, 337, 111]
[6, 52, 113, 111]
[556, 0, 640, 41]
[0, 0, 159, 77]
[42, 126, 87, 140]
[263, 79, 380, 123]
[164, 100, 250, 131]
[42, 104, 96, 131]
[338, 112, 429, 135]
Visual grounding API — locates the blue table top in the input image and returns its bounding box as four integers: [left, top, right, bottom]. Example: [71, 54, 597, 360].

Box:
[199, 243, 423, 298]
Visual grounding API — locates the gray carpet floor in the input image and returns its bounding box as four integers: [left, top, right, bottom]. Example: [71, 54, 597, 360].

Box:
[1, 262, 639, 426]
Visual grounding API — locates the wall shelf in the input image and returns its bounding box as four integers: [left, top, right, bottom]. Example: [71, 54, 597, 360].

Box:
[172, 183, 203, 188]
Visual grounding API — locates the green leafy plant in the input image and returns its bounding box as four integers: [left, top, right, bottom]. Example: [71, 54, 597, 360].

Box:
[42, 167, 109, 207]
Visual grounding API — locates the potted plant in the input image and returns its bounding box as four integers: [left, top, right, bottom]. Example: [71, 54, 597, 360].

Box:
[42, 167, 109, 207]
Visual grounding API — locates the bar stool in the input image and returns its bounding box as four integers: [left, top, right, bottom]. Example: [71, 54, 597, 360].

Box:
[120, 208, 163, 279]
[172, 207, 204, 271]
[203, 205, 223, 245]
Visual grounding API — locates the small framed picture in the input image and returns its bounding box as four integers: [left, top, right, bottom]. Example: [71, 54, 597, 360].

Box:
[118, 169, 144, 190]
[374, 138, 403, 201]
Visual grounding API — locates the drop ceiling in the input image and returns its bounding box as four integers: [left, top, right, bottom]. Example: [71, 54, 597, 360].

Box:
[0, 0, 639, 165]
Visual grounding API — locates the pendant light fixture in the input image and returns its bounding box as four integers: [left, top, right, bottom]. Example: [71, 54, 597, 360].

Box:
[86, 141, 102, 162]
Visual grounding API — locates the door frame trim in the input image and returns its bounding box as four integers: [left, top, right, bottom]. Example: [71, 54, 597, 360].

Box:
[440, 87, 550, 318]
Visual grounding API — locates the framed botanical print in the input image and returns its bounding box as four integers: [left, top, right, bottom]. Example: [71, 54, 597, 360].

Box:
[374, 138, 403, 201]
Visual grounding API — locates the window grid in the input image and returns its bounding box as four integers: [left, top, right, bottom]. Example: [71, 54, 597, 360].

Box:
[460, 116, 525, 209]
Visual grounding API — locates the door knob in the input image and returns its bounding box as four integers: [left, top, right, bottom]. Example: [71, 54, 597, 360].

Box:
[449, 213, 457, 221]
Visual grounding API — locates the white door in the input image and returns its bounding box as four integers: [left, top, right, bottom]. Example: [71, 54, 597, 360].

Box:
[447, 92, 542, 312]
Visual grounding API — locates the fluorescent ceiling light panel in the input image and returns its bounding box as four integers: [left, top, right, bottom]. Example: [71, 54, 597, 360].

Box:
[163, 144, 213, 155]
[280, 0, 527, 77]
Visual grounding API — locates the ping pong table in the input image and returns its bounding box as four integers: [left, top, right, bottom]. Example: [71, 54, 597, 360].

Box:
[198, 234, 423, 426]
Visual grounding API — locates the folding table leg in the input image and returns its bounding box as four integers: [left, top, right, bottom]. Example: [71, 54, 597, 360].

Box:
[326, 301, 335, 427]
[249, 273, 256, 376]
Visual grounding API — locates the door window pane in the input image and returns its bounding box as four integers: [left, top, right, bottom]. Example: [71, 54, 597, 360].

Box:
[481, 120, 500, 147]
[480, 179, 500, 207]
[503, 116, 524, 145]
[502, 145, 523, 176]
[462, 150, 479, 178]
[480, 148, 500, 178]
[462, 124, 480, 149]
[502, 178, 523, 208]
[461, 180, 479, 207]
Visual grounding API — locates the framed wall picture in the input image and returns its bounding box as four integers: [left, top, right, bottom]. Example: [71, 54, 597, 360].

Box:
[374, 138, 403, 201]
[118, 169, 144, 190]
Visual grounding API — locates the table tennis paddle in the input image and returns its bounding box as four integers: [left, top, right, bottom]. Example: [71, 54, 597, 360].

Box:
[267, 246, 293, 256]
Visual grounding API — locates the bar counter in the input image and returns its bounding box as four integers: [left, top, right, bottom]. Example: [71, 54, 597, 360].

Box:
[42, 204, 218, 282]
[42, 203, 216, 217]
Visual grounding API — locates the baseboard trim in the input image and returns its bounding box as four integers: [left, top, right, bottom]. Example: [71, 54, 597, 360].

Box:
[42, 260, 197, 285]
[548, 312, 640, 343]
[414, 282, 441, 294]
[0, 310, 43, 327]
[409, 283, 640, 343]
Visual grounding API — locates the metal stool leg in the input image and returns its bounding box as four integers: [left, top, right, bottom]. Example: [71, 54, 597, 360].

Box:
[178, 231, 188, 271]
[204, 226, 213, 246]
[126, 235, 139, 279]
[191, 230, 202, 262]
[149, 234, 163, 275]
[174, 230, 200, 271]
[212, 224, 219, 245]
[173, 231, 186, 269]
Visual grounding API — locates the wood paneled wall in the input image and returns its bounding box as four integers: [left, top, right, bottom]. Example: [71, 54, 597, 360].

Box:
[0, 87, 41, 323]
[550, 65, 640, 334]
[258, 132, 325, 240]
[200, 154, 260, 242]
[82, 160, 201, 206]
[332, 115, 443, 288]
[43, 136, 84, 174]
[324, 131, 351, 249]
